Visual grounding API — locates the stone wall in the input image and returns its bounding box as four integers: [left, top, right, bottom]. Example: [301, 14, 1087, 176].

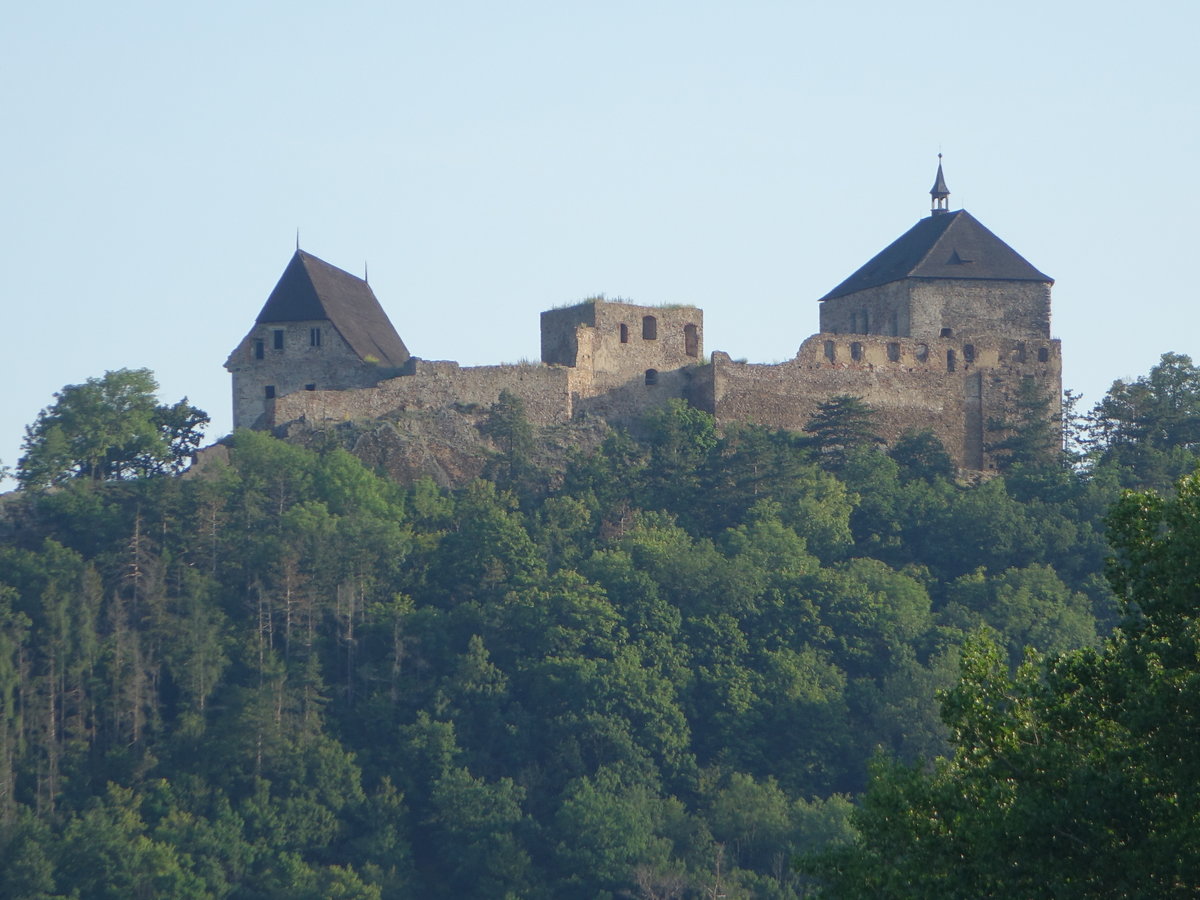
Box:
[269, 360, 581, 428]
[541, 299, 703, 393]
[697, 332, 1061, 470]
[818, 279, 1051, 341]
[226, 319, 403, 429]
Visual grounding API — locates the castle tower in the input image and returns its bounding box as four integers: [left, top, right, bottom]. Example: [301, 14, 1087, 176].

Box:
[225, 250, 411, 429]
[818, 159, 1053, 341]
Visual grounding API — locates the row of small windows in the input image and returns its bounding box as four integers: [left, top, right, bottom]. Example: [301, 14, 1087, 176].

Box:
[253, 328, 322, 359]
[617, 318, 699, 357]
[824, 339, 1051, 371]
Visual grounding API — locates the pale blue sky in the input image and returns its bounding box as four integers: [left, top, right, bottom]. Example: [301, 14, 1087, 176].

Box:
[3, 1, 1197, 484]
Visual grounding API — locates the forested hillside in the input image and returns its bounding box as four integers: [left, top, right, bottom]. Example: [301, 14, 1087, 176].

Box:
[0, 355, 1198, 898]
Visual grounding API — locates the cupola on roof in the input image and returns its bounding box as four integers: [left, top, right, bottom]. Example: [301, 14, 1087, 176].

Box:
[819, 163, 1052, 302]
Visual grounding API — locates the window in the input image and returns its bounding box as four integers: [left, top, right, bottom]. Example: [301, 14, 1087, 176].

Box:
[887, 342, 900, 362]
[824, 340, 836, 363]
[310, 327, 321, 347]
[254, 339, 264, 360]
[273, 329, 284, 350]
[684, 323, 699, 357]
[964, 344, 975, 364]
[861, 310, 869, 334]
[1038, 347, 1049, 363]
[947, 349, 956, 372]
[916, 343, 929, 362]
[850, 313, 858, 333]
[642, 315, 657, 340]
[645, 368, 658, 385]
[851, 342, 863, 362]
[940, 327, 953, 338]
[305, 383, 316, 391]
[619, 323, 629, 343]
[265, 385, 276, 399]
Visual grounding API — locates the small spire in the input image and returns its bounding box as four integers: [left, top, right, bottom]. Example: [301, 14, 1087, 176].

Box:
[930, 153, 950, 215]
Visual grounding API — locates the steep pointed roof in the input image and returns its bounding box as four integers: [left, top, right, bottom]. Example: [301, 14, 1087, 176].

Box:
[819, 209, 1052, 302]
[930, 160, 950, 202]
[256, 250, 410, 366]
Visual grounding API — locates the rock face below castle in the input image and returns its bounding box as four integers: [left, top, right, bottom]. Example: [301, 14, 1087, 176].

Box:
[226, 170, 1061, 474]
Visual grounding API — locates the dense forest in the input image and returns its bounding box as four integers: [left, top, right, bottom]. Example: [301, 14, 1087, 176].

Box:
[1, 354, 1199, 898]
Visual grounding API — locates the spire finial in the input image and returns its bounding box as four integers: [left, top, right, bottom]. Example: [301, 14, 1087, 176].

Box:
[296, 228, 300, 251]
[930, 154, 950, 215]
[364, 260, 369, 283]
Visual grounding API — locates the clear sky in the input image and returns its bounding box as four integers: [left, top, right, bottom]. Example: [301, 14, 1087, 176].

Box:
[3, 1, 1197, 486]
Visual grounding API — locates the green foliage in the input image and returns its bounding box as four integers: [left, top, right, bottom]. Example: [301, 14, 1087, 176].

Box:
[0, 373, 1158, 898]
[18, 368, 208, 489]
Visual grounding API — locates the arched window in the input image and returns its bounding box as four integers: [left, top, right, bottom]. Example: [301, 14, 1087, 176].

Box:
[619, 323, 629, 343]
[642, 316, 657, 340]
[645, 368, 658, 385]
[684, 323, 698, 357]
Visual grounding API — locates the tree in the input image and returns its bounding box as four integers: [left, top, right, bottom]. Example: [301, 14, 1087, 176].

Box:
[18, 369, 208, 489]
[802, 396, 884, 472]
[806, 469, 1200, 897]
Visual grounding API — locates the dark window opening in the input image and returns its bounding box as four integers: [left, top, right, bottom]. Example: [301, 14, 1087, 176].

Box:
[1038, 347, 1049, 363]
[891, 311, 900, 335]
[1017, 342, 1028, 363]
[642, 315, 657, 340]
[887, 342, 900, 362]
[273, 329, 285, 350]
[850, 313, 858, 333]
[940, 327, 953, 338]
[861, 310, 869, 334]
[947, 349, 957, 372]
[619, 323, 629, 343]
[851, 342, 863, 362]
[254, 339, 264, 360]
[964, 344, 975, 364]
[684, 323, 699, 357]
[824, 340, 836, 363]
[916, 343, 929, 362]
[305, 384, 316, 391]
[645, 368, 658, 385]
[265, 385, 276, 399]
[310, 327, 321, 347]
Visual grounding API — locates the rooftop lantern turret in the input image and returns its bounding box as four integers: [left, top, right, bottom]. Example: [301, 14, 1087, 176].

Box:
[930, 153, 950, 215]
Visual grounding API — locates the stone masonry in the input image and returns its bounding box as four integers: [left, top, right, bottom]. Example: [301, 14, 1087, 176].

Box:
[227, 165, 1062, 473]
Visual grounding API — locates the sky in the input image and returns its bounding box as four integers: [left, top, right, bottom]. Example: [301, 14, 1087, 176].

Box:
[2, 0, 1197, 486]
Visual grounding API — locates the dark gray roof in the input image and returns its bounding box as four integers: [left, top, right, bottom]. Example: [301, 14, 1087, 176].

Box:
[819, 209, 1053, 302]
[256, 250, 410, 366]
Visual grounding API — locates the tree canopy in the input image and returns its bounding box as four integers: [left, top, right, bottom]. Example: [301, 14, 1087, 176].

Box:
[18, 368, 208, 489]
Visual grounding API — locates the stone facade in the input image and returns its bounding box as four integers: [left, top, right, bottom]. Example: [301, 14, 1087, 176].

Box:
[228, 175, 1062, 474]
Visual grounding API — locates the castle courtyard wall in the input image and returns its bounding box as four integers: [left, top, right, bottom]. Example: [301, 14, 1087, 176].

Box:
[269, 361, 582, 428]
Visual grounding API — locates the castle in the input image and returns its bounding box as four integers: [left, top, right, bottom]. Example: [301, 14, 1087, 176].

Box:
[226, 162, 1061, 472]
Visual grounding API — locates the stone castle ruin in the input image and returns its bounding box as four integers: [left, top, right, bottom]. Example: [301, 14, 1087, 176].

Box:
[226, 163, 1061, 472]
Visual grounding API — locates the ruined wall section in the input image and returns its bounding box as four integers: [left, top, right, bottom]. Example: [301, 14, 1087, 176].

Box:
[541, 299, 703, 393]
[269, 360, 581, 428]
[698, 332, 1061, 470]
[226, 319, 404, 429]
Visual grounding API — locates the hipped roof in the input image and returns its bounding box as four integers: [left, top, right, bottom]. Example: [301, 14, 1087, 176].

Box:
[256, 250, 410, 366]
[819, 209, 1052, 302]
